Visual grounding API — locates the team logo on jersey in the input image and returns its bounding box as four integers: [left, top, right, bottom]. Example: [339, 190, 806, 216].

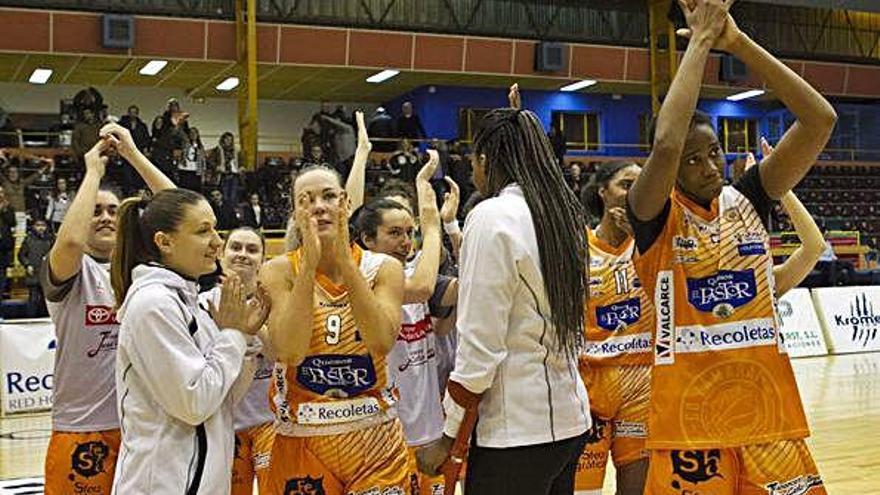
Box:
[670, 449, 723, 490]
[764, 474, 823, 495]
[736, 232, 767, 256]
[70, 441, 109, 478]
[284, 475, 326, 495]
[584, 413, 608, 444]
[595, 298, 641, 332]
[84, 305, 119, 326]
[686, 270, 757, 316]
[296, 354, 377, 397]
[724, 209, 742, 222]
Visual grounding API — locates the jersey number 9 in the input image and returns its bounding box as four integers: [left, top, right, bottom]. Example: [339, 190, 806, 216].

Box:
[325, 314, 342, 345]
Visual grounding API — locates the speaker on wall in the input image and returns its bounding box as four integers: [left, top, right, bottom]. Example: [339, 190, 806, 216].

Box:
[102, 14, 134, 49]
[719, 54, 748, 83]
[535, 42, 568, 72]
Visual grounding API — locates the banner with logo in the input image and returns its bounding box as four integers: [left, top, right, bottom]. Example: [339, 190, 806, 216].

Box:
[0, 319, 55, 416]
[812, 286, 880, 355]
[777, 288, 828, 358]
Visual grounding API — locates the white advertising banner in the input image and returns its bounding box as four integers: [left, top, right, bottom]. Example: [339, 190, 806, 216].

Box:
[777, 288, 828, 358]
[0, 319, 55, 416]
[812, 286, 880, 355]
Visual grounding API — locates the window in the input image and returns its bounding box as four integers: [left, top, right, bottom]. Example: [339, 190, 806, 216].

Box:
[720, 117, 758, 154]
[458, 108, 492, 143]
[552, 111, 600, 151]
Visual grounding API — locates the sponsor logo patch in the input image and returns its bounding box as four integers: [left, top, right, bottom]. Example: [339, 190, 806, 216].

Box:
[296, 396, 381, 425]
[764, 474, 823, 495]
[675, 319, 777, 353]
[284, 475, 325, 494]
[613, 421, 647, 439]
[686, 270, 757, 316]
[84, 305, 119, 326]
[737, 242, 767, 256]
[673, 236, 699, 251]
[654, 271, 675, 365]
[670, 449, 723, 490]
[584, 332, 652, 358]
[70, 441, 109, 478]
[595, 298, 642, 331]
[296, 354, 377, 397]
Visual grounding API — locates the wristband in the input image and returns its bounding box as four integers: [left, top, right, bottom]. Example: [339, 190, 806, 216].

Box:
[443, 220, 461, 236]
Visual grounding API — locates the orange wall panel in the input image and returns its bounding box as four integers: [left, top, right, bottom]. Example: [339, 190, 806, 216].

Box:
[846, 65, 880, 96]
[571, 45, 625, 80]
[207, 22, 235, 61]
[625, 49, 649, 82]
[414, 35, 463, 71]
[465, 38, 513, 74]
[257, 25, 278, 63]
[133, 18, 205, 59]
[349, 30, 412, 68]
[279, 26, 347, 65]
[0, 9, 50, 52]
[53, 12, 125, 55]
[803, 62, 846, 94]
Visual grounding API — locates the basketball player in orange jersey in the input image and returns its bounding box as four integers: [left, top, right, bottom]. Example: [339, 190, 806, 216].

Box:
[575, 161, 652, 495]
[626, 0, 837, 493]
[41, 125, 174, 495]
[259, 166, 411, 495]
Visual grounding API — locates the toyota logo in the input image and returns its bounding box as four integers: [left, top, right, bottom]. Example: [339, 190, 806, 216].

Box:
[88, 307, 111, 324]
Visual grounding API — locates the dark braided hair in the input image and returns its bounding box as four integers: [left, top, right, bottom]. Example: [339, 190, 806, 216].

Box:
[473, 108, 587, 359]
[581, 161, 639, 218]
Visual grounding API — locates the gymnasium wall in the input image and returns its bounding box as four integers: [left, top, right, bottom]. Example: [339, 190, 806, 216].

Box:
[0, 82, 374, 152]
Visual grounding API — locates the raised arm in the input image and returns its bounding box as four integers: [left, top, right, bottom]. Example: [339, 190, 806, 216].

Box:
[441, 176, 463, 260]
[345, 111, 370, 214]
[724, 23, 837, 199]
[404, 150, 443, 303]
[22, 159, 52, 187]
[260, 195, 320, 365]
[333, 201, 404, 356]
[773, 191, 825, 296]
[100, 123, 176, 192]
[628, 0, 729, 221]
[47, 139, 108, 282]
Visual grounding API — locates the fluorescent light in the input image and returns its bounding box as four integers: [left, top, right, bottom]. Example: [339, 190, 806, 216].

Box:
[29, 68, 52, 84]
[560, 80, 597, 92]
[216, 77, 240, 91]
[727, 89, 765, 101]
[139, 60, 168, 76]
[366, 70, 400, 84]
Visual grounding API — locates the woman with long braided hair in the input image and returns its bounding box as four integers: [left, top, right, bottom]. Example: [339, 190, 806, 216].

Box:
[417, 85, 591, 495]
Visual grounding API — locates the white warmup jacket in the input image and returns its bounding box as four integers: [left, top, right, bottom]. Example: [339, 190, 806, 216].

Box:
[112, 264, 258, 495]
[444, 184, 591, 448]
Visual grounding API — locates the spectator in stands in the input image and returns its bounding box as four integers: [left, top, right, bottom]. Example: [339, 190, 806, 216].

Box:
[300, 144, 326, 168]
[548, 121, 566, 166]
[319, 113, 356, 179]
[0, 186, 15, 298]
[241, 193, 264, 229]
[178, 126, 206, 192]
[46, 177, 71, 232]
[396, 101, 426, 142]
[568, 162, 584, 196]
[71, 107, 101, 165]
[18, 218, 53, 317]
[1, 160, 52, 213]
[208, 132, 243, 205]
[368, 107, 397, 152]
[151, 98, 190, 177]
[311, 100, 335, 152]
[388, 138, 421, 183]
[118, 105, 151, 154]
[209, 188, 240, 231]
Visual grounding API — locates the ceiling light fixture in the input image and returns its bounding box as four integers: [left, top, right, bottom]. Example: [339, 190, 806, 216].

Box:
[216, 77, 240, 91]
[560, 79, 597, 92]
[139, 60, 168, 76]
[29, 68, 53, 84]
[726, 89, 765, 101]
[366, 70, 400, 84]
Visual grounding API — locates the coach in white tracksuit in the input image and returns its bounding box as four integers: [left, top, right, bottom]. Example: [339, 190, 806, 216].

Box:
[110, 189, 267, 495]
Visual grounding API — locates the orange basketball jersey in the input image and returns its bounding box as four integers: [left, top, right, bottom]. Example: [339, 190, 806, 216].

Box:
[634, 188, 809, 450]
[272, 245, 398, 437]
[582, 229, 654, 367]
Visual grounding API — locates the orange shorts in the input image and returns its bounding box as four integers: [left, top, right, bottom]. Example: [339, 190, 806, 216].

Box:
[44, 429, 121, 495]
[645, 439, 826, 495]
[232, 422, 275, 495]
[407, 446, 446, 495]
[575, 364, 650, 493]
[265, 419, 416, 495]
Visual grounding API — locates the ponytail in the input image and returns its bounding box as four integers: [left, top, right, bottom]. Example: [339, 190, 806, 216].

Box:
[111, 198, 152, 308]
